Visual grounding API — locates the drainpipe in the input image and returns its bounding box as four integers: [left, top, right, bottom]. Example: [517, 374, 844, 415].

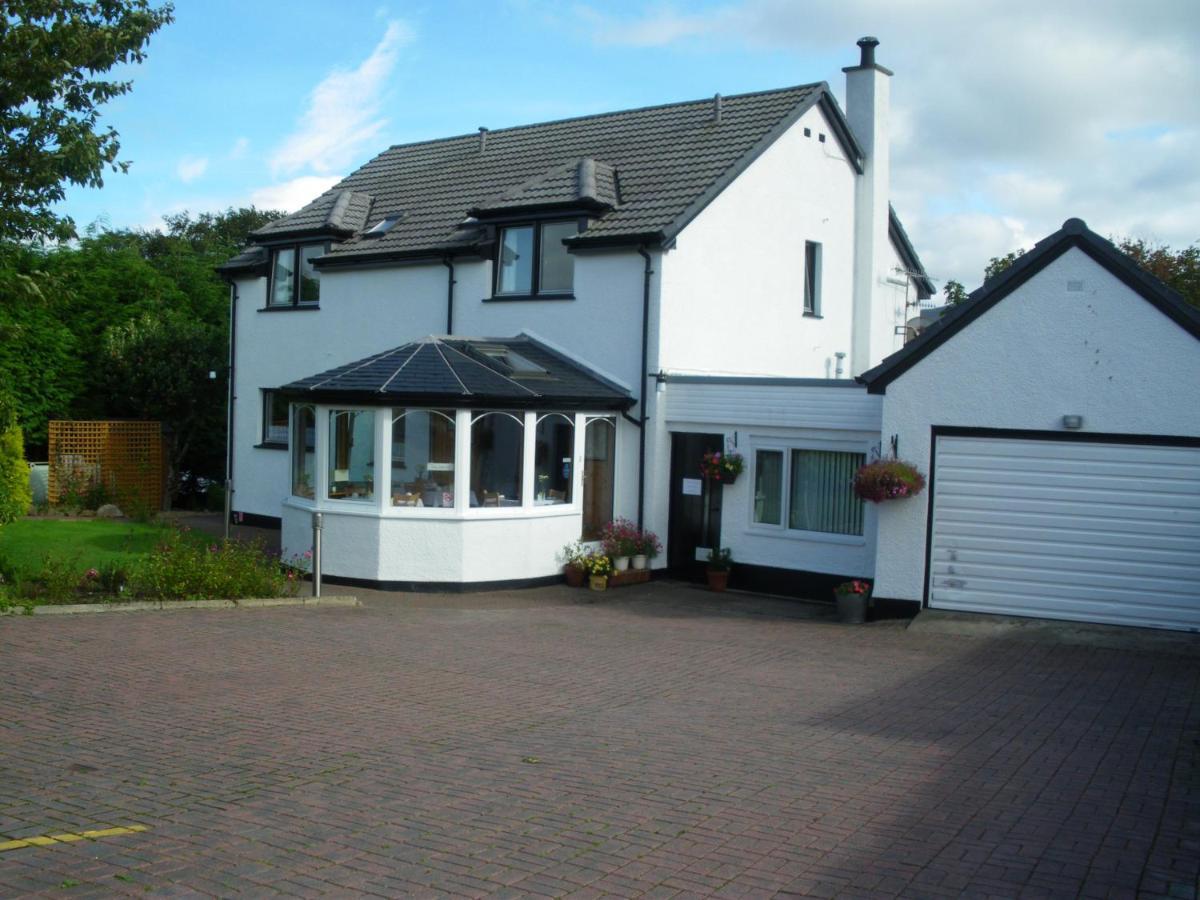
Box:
[442, 257, 456, 334]
[223, 279, 239, 540]
[635, 246, 653, 530]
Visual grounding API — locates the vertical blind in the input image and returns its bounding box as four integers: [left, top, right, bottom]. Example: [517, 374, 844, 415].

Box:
[788, 450, 865, 536]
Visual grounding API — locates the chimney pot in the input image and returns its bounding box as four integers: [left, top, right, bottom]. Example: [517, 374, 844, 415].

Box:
[713, 93, 723, 125]
[857, 36, 879, 68]
[478, 126, 488, 154]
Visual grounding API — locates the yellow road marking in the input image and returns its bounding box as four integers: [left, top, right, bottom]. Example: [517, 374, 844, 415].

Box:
[0, 824, 148, 852]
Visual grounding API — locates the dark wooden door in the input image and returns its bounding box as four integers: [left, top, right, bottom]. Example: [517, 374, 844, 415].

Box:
[667, 432, 724, 578]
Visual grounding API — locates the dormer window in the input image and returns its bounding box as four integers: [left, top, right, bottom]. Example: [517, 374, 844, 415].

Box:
[269, 244, 324, 307]
[495, 221, 579, 298]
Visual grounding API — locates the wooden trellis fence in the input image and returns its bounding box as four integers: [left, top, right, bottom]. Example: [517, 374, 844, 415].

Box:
[48, 421, 165, 512]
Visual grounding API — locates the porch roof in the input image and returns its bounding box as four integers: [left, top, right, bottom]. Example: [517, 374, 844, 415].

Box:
[279, 335, 634, 411]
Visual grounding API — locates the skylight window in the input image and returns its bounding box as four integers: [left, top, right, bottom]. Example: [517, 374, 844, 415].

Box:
[364, 214, 403, 238]
[477, 345, 548, 377]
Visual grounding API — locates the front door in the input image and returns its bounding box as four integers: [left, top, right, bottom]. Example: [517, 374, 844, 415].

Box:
[667, 432, 724, 578]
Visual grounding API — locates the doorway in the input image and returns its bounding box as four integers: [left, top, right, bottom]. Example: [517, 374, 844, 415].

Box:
[667, 432, 724, 578]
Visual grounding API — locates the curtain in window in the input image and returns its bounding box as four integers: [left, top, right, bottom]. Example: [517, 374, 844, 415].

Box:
[789, 450, 864, 535]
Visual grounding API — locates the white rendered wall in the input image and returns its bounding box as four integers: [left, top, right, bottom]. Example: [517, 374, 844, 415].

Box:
[665, 380, 882, 577]
[658, 106, 859, 379]
[873, 247, 1200, 602]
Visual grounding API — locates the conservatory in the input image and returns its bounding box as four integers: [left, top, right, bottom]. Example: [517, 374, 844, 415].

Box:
[277, 335, 632, 588]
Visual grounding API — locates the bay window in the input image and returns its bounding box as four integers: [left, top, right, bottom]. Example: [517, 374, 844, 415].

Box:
[495, 221, 578, 297]
[291, 405, 315, 498]
[470, 412, 523, 506]
[534, 414, 574, 505]
[269, 244, 323, 307]
[752, 447, 864, 536]
[328, 410, 375, 501]
[392, 409, 455, 507]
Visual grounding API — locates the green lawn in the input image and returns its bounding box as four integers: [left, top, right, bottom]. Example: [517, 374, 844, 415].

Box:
[0, 518, 172, 575]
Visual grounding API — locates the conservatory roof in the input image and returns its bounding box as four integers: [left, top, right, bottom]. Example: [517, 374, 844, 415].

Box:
[279, 335, 634, 410]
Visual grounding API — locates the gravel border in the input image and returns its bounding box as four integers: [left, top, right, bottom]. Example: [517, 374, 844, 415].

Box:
[0, 596, 360, 616]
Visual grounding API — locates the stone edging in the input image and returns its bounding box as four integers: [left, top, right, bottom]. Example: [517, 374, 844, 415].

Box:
[0, 596, 360, 617]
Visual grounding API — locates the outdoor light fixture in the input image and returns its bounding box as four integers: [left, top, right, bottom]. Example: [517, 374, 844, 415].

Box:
[1062, 414, 1083, 430]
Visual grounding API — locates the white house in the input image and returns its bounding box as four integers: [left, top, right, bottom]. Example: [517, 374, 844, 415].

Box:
[860, 218, 1200, 631]
[219, 37, 935, 591]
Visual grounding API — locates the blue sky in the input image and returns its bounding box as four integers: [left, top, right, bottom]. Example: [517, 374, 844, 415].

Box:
[58, 0, 1200, 287]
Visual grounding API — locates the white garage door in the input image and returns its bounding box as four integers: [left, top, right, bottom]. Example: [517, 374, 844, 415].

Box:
[929, 435, 1200, 631]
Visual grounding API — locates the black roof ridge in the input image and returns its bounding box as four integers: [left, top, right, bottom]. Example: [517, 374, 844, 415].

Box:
[376, 82, 826, 154]
[858, 217, 1200, 393]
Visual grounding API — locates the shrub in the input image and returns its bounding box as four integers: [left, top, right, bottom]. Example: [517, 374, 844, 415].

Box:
[853, 459, 926, 503]
[127, 529, 293, 600]
[17, 553, 84, 602]
[0, 393, 31, 524]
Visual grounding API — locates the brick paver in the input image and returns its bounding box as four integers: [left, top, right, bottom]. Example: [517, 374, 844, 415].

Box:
[1, 584, 1197, 898]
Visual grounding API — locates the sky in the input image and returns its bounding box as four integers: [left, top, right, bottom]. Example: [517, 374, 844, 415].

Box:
[57, 0, 1200, 291]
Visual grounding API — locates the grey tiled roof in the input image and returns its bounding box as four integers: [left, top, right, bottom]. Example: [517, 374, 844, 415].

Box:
[470, 158, 620, 216]
[252, 189, 375, 239]
[239, 83, 837, 264]
[280, 335, 634, 410]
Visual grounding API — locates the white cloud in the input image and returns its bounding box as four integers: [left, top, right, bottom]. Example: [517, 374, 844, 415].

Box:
[250, 176, 342, 213]
[176, 156, 209, 183]
[270, 20, 413, 177]
[228, 137, 250, 160]
[570, 1, 1200, 286]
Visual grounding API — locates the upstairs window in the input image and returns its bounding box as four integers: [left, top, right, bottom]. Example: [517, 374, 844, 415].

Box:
[803, 240, 822, 316]
[495, 221, 578, 297]
[269, 244, 323, 307]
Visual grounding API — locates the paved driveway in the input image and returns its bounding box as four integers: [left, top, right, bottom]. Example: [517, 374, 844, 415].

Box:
[1, 584, 1197, 898]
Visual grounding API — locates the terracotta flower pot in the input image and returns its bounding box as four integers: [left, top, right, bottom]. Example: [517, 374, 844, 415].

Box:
[564, 564, 584, 588]
[707, 569, 729, 592]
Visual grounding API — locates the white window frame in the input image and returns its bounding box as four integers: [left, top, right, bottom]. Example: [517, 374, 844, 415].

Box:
[747, 438, 867, 546]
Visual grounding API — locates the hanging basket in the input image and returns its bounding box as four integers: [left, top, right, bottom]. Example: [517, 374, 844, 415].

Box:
[853, 459, 926, 503]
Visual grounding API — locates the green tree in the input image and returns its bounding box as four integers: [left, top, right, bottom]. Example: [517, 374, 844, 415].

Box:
[984, 250, 1026, 283]
[0, 389, 33, 524]
[0, 0, 174, 241]
[942, 279, 969, 306]
[1116, 238, 1200, 309]
[97, 311, 225, 501]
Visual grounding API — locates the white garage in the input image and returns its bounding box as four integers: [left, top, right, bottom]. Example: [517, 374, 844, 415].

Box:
[928, 433, 1200, 630]
[861, 218, 1200, 631]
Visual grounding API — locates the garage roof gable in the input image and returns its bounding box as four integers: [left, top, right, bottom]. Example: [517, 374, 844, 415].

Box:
[859, 218, 1200, 394]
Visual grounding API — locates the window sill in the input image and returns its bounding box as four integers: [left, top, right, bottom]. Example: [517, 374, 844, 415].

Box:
[254, 442, 288, 451]
[483, 293, 575, 303]
[802, 311, 823, 319]
[259, 304, 320, 312]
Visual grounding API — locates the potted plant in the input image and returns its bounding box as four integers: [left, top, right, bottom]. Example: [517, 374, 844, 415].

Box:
[700, 449, 745, 485]
[833, 579, 871, 623]
[601, 518, 639, 571]
[706, 547, 732, 592]
[582, 552, 613, 591]
[631, 529, 662, 570]
[560, 540, 587, 587]
[852, 459, 926, 503]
